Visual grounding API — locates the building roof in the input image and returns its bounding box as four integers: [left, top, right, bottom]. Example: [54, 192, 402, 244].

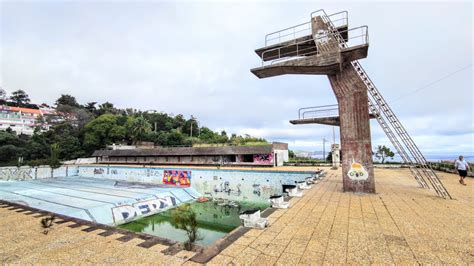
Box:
[0, 105, 42, 115]
[92, 144, 277, 157]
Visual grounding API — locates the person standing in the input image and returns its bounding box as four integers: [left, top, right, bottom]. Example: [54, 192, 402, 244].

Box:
[454, 155, 470, 185]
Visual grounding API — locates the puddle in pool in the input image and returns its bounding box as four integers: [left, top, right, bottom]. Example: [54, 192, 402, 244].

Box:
[118, 200, 268, 246]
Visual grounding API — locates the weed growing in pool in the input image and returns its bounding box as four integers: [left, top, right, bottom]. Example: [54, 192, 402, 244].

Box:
[40, 215, 56, 235]
[171, 204, 202, 251]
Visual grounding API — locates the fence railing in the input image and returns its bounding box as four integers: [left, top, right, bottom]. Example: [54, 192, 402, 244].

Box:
[265, 10, 348, 46]
[298, 104, 339, 119]
[261, 26, 368, 67]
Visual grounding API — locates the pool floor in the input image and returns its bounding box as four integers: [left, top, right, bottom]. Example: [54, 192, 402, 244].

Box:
[0, 177, 199, 224]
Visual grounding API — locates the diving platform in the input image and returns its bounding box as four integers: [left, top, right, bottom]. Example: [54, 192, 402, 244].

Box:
[289, 104, 376, 126]
[254, 25, 349, 61]
[250, 11, 369, 79]
[251, 44, 368, 78]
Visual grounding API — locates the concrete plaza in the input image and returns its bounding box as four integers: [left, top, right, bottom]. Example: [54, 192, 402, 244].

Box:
[0, 167, 472, 265]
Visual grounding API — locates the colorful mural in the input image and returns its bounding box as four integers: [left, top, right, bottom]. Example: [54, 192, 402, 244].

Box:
[347, 160, 369, 181]
[163, 170, 191, 187]
[253, 153, 274, 164]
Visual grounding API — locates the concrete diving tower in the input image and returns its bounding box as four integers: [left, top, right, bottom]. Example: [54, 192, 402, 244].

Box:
[251, 10, 375, 193]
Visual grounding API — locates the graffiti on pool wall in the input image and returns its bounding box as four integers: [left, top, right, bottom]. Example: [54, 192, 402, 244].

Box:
[253, 154, 274, 164]
[347, 160, 369, 181]
[0, 167, 33, 181]
[93, 168, 104, 175]
[112, 195, 177, 223]
[110, 169, 118, 175]
[252, 184, 261, 197]
[163, 170, 191, 187]
[146, 169, 160, 177]
[213, 181, 241, 196]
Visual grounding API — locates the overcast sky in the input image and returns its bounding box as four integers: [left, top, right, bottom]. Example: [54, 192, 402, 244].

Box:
[1, 1, 472, 155]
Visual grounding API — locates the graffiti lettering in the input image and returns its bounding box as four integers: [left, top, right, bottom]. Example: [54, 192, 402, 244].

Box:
[252, 184, 261, 197]
[0, 167, 33, 181]
[146, 169, 160, 177]
[93, 168, 104, 175]
[253, 154, 274, 164]
[112, 196, 177, 224]
[213, 181, 242, 196]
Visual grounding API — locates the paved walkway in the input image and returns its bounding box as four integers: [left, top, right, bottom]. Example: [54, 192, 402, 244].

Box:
[207, 168, 473, 265]
[0, 208, 195, 264]
[1, 168, 472, 265]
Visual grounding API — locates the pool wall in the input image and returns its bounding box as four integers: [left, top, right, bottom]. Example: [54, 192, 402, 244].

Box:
[1, 165, 314, 204]
[0, 165, 79, 181]
[78, 165, 314, 203]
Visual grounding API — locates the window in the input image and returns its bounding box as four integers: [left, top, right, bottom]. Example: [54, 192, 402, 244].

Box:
[242, 155, 254, 162]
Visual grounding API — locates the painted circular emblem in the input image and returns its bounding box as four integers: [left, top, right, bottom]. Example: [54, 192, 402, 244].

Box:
[347, 161, 369, 181]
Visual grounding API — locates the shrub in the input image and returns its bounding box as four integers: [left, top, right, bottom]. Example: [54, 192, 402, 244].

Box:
[171, 204, 201, 251]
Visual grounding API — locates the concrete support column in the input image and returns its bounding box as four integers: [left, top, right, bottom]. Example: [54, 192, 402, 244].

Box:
[328, 64, 375, 193]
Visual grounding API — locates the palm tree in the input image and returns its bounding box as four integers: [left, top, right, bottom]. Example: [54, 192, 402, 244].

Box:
[132, 116, 151, 143]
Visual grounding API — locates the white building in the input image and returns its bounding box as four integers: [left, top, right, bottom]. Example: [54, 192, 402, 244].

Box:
[0, 105, 56, 135]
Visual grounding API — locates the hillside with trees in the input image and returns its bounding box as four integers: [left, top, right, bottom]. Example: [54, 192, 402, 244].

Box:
[0, 90, 267, 166]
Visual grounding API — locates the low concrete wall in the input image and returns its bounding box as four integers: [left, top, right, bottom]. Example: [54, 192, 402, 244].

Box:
[0, 165, 79, 181]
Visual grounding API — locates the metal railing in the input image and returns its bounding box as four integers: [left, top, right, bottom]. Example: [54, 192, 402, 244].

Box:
[265, 21, 312, 47]
[265, 11, 348, 46]
[311, 10, 348, 29]
[298, 104, 339, 119]
[261, 26, 368, 67]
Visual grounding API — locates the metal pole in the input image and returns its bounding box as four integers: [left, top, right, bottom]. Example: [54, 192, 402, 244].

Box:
[190, 122, 193, 138]
[332, 127, 335, 144]
[323, 137, 327, 161]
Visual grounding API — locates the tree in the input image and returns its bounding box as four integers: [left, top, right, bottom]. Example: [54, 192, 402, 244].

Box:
[49, 143, 61, 168]
[84, 102, 97, 114]
[289, 150, 296, 159]
[171, 204, 201, 251]
[97, 102, 119, 115]
[83, 114, 126, 151]
[131, 116, 151, 143]
[25, 132, 50, 160]
[166, 130, 185, 146]
[326, 151, 332, 162]
[55, 94, 79, 107]
[0, 145, 21, 163]
[375, 145, 395, 163]
[9, 90, 30, 107]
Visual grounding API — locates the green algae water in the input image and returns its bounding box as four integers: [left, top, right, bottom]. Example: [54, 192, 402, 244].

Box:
[119, 200, 268, 246]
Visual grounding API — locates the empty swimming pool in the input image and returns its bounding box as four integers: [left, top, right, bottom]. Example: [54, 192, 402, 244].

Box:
[0, 176, 200, 225]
